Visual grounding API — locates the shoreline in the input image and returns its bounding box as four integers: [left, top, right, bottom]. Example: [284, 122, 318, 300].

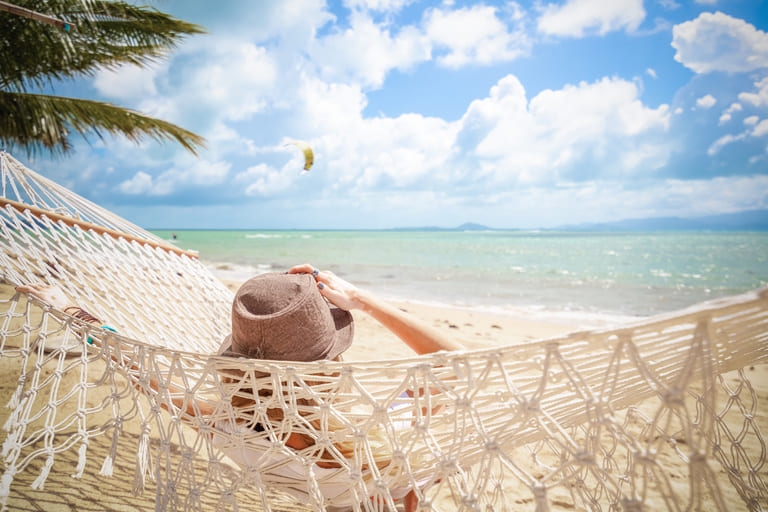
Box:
[218, 276, 640, 328]
[219, 278, 590, 361]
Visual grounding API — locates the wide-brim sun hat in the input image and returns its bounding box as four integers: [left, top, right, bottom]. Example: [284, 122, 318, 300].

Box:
[218, 272, 354, 361]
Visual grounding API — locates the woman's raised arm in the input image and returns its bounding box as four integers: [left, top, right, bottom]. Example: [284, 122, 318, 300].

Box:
[288, 264, 464, 355]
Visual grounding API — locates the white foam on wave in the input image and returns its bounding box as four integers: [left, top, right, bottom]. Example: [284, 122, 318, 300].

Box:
[245, 234, 284, 239]
[374, 291, 640, 330]
[204, 261, 272, 283]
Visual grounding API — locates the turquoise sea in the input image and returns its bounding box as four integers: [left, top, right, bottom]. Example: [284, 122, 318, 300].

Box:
[152, 230, 768, 326]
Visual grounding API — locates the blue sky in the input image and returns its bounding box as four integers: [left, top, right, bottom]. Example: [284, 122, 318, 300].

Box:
[19, 0, 768, 229]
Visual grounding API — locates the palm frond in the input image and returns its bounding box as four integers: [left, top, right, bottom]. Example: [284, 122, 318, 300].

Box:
[0, 90, 205, 156]
[2, 0, 205, 90]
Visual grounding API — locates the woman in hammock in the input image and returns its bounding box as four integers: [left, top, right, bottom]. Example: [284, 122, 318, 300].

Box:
[17, 264, 464, 511]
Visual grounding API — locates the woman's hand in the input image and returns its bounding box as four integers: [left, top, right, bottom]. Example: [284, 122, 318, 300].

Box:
[15, 283, 69, 310]
[287, 264, 366, 311]
[289, 263, 464, 354]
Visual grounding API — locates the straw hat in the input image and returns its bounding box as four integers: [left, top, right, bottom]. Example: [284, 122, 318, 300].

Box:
[219, 272, 354, 361]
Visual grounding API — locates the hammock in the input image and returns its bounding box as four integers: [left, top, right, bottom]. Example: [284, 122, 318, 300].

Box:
[0, 150, 766, 511]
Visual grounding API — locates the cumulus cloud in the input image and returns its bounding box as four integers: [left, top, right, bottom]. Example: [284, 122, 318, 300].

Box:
[753, 119, 768, 137]
[264, 73, 672, 198]
[118, 160, 231, 196]
[719, 102, 743, 123]
[63, 0, 765, 228]
[672, 12, 768, 73]
[93, 64, 160, 100]
[119, 171, 154, 195]
[696, 94, 717, 108]
[424, 5, 529, 68]
[188, 43, 278, 121]
[308, 12, 430, 88]
[300, 77, 457, 191]
[456, 76, 670, 185]
[537, 0, 645, 37]
[738, 77, 768, 107]
[708, 111, 768, 155]
[110, 39, 283, 141]
[234, 163, 296, 196]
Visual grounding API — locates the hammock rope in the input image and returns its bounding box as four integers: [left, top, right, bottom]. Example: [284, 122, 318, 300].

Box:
[0, 151, 766, 511]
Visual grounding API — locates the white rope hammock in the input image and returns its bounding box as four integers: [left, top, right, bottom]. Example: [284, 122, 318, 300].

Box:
[0, 151, 766, 511]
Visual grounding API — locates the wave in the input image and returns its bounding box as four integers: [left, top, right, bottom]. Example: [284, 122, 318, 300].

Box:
[245, 234, 284, 239]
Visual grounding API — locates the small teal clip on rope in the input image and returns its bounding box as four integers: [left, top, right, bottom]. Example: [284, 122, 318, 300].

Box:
[88, 326, 117, 345]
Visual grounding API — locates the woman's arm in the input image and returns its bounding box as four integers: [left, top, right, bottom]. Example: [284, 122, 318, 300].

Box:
[288, 264, 464, 355]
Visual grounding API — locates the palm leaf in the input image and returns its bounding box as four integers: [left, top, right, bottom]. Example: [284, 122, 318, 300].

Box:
[2, 0, 205, 90]
[1, 0, 206, 155]
[0, 90, 205, 155]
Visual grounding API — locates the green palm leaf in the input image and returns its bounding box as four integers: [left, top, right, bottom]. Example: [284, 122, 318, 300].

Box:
[0, 90, 204, 155]
[1, 0, 206, 155]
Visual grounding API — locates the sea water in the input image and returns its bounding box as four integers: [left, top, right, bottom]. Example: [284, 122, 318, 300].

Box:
[152, 230, 768, 325]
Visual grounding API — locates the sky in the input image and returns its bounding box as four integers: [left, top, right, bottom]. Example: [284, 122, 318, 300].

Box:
[17, 0, 768, 229]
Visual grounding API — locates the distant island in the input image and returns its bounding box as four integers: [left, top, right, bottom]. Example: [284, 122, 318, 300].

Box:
[394, 209, 768, 232]
[393, 222, 497, 231]
[558, 208, 768, 231]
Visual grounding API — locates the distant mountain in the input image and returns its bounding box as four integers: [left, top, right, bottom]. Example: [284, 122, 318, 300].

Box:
[392, 210, 768, 232]
[560, 209, 768, 231]
[393, 222, 497, 231]
[455, 222, 493, 231]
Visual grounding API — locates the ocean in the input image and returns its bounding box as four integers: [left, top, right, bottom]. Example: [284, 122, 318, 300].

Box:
[152, 230, 768, 327]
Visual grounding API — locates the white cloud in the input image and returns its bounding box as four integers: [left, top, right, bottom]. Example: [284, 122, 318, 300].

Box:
[424, 5, 529, 68]
[254, 74, 671, 199]
[93, 64, 160, 101]
[457, 76, 670, 184]
[235, 163, 296, 196]
[308, 12, 430, 87]
[119, 160, 231, 196]
[753, 119, 768, 137]
[696, 94, 717, 108]
[343, 0, 414, 11]
[672, 12, 768, 73]
[71, 0, 768, 230]
[738, 77, 768, 107]
[119, 171, 154, 195]
[695, 0, 718, 4]
[719, 102, 743, 123]
[537, 0, 645, 38]
[189, 43, 278, 121]
[300, 78, 369, 134]
[659, 0, 680, 9]
[647, 175, 768, 215]
[708, 115, 768, 155]
[708, 132, 748, 155]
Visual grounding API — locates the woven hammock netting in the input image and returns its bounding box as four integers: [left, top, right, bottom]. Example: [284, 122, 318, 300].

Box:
[0, 151, 766, 512]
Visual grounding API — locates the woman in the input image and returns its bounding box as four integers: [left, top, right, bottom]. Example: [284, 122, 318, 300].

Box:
[17, 264, 464, 510]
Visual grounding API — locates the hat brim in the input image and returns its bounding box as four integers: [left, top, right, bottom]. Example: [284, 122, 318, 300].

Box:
[218, 334, 235, 357]
[325, 305, 354, 360]
[218, 305, 354, 362]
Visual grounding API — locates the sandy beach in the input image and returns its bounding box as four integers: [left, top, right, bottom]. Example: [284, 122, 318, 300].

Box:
[1, 279, 765, 511]
[219, 279, 580, 361]
[0, 279, 580, 511]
